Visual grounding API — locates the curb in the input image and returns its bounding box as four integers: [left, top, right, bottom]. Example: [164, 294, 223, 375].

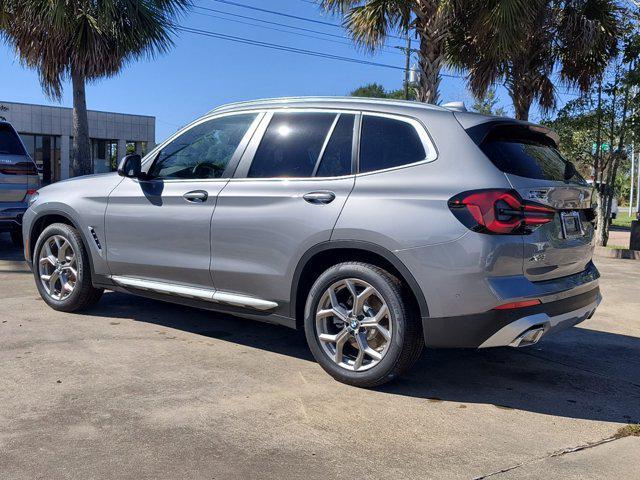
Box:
[595, 246, 640, 260]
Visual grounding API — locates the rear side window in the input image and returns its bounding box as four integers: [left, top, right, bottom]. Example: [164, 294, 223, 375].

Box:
[248, 112, 337, 178]
[359, 115, 426, 173]
[0, 123, 27, 156]
[481, 126, 585, 183]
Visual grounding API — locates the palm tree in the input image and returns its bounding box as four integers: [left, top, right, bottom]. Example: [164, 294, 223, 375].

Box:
[319, 0, 533, 104]
[0, 0, 189, 176]
[448, 0, 619, 120]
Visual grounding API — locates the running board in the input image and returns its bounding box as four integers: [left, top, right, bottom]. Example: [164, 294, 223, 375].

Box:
[110, 276, 278, 311]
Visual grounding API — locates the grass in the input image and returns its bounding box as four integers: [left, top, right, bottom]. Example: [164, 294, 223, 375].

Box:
[614, 424, 640, 438]
[612, 211, 636, 229]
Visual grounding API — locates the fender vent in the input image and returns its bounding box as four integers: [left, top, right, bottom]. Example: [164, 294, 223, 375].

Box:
[88, 226, 102, 250]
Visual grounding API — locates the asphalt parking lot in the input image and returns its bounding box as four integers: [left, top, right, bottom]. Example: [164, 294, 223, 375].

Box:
[1, 232, 639, 479]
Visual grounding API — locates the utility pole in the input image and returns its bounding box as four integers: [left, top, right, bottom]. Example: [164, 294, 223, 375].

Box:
[395, 34, 418, 100]
[404, 34, 412, 100]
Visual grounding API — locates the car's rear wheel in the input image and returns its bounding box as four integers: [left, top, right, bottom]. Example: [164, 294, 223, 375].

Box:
[33, 223, 103, 312]
[304, 262, 423, 387]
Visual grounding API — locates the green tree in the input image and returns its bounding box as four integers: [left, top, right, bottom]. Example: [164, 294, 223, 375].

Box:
[350, 82, 416, 100]
[449, 0, 619, 121]
[0, 0, 188, 176]
[350, 82, 388, 98]
[543, 19, 639, 246]
[471, 89, 506, 116]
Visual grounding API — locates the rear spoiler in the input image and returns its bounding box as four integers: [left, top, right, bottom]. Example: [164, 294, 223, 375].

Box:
[453, 112, 560, 147]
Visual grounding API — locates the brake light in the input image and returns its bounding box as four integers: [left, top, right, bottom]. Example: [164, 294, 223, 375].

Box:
[448, 189, 555, 235]
[25, 189, 38, 204]
[493, 299, 541, 310]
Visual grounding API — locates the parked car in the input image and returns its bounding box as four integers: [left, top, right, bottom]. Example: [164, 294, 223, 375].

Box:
[23, 97, 601, 387]
[0, 121, 39, 246]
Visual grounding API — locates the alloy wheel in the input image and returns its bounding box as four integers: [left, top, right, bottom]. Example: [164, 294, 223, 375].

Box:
[38, 235, 77, 301]
[315, 278, 392, 372]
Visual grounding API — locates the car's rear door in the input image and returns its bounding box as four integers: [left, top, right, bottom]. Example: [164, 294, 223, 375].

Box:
[105, 112, 262, 289]
[478, 123, 594, 281]
[210, 110, 357, 315]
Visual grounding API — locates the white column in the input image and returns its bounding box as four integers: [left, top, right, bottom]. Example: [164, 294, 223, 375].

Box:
[60, 135, 70, 180]
[117, 139, 127, 162]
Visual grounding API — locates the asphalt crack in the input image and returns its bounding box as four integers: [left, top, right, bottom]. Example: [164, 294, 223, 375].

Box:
[472, 435, 622, 479]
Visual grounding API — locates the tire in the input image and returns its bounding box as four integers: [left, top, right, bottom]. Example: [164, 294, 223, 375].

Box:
[304, 262, 423, 388]
[10, 229, 22, 247]
[33, 223, 103, 312]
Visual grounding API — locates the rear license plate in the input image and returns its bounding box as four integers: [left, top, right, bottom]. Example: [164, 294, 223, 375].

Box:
[560, 211, 583, 238]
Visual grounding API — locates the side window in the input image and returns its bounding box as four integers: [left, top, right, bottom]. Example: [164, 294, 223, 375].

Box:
[248, 112, 336, 178]
[315, 114, 354, 177]
[359, 115, 427, 173]
[149, 113, 257, 180]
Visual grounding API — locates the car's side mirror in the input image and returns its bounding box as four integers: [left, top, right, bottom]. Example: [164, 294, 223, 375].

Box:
[117, 154, 142, 178]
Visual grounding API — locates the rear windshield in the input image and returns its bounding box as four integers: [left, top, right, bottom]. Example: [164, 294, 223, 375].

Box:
[481, 126, 585, 184]
[0, 123, 27, 156]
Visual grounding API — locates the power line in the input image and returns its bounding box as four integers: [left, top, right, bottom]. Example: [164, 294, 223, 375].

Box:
[206, 0, 407, 40]
[177, 20, 582, 100]
[177, 25, 408, 70]
[176, 24, 463, 80]
[191, 6, 405, 54]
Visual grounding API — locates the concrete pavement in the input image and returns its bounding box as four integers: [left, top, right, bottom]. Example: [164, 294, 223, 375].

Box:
[1, 232, 639, 479]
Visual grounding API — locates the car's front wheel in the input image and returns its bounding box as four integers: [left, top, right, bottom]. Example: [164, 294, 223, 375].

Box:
[33, 223, 104, 312]
[304, 262, 423, 387]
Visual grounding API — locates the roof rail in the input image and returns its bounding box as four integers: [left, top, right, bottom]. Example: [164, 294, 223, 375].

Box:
[205, 96, 448, 115]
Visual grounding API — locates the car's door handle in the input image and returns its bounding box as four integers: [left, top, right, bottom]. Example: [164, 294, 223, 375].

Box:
[303, 191, 336, 205]
[183, 190, 209, 203]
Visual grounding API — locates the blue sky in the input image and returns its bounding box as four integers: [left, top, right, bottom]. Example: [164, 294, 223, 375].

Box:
[0, 0, 577, 142]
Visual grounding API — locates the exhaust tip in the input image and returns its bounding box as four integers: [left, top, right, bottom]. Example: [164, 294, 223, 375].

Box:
[509, 326, 545, 348]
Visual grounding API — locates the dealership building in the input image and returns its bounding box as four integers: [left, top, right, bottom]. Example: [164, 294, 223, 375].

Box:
[0, 100, 155, 185]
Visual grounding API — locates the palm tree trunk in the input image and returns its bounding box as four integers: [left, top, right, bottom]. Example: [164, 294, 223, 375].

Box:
[512, 95, 533, 121]
[416, 33, 442, 104]
[414, 5, 446, 104]
[71, 66, 92, 177]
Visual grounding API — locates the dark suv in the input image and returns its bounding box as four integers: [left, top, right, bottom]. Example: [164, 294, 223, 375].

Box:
[0, 121, 39, 245]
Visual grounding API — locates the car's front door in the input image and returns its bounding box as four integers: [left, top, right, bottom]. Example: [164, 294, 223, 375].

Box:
[105, 112, 262, 288]
[210, 110, 358, 316]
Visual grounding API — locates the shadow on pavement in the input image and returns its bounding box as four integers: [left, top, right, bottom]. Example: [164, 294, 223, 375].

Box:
[0, 233, 29, 273]
[89, 289, 640, 425]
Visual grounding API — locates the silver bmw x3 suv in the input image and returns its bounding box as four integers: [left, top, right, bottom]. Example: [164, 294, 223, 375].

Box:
[23, 97, 601, 387]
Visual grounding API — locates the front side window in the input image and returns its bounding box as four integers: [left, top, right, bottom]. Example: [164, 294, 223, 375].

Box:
[149, 113, 257, 180]
[359, 115, 427, 173]
[248, 112, 338, 178]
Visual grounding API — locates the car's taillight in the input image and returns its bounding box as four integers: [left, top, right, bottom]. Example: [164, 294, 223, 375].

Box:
[448, 189, 556, 235]
[25, 189, 38, 205]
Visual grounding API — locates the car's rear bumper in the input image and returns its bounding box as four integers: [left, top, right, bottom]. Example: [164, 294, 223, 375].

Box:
[422, 285, 601, 348]
[0, 203, 27, 232]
